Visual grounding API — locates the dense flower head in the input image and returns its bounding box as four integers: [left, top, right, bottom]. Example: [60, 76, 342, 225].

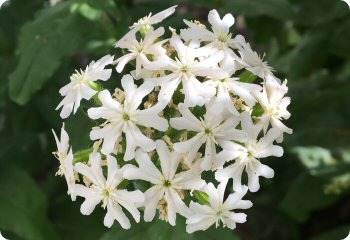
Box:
[53, 6, 292, 233]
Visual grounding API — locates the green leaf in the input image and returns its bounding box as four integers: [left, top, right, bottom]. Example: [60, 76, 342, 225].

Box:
[227, 0, 295, 21]
[292, 0, 348, 26]
[50, 195, 106, 240]
[286, 71, 350, 147]
[194, 227, 240, 240]
[239, 70, 257, 83]
[292, 146, 335, 170]
[329, 19, 350, 58]
[71, 2, 103, 21]
[310, 225, 350, 240]
[9, 2, 93, 105]
[273, 30, 330, 78]
[0, 167, 59, 240]
[100, 216, 240, 240]
[73, 148, 93, 163]
[100, 218, 192, 240]
[251, 103, 264, 117]
[279, 172, 341, 223]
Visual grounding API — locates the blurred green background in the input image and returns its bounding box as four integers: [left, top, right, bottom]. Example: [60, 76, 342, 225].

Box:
[0, 0, 350, 239]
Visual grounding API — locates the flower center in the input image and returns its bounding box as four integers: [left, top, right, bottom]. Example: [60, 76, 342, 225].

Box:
[218, 34, 228, 43]
[102, 188, 110, 198]
[71, 70, 87, 86]
[181, 65, 189, 73]
[123, 113, 130, 121]
[205, 128, 212, 135]
[163, 179, 172, 187]
[268, 106, 280, 117]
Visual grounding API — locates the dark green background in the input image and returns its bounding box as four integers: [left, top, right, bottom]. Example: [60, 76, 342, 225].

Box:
[0, 0, 349, 239]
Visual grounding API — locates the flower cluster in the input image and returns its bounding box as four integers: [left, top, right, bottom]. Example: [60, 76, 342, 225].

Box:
[53, 6, 292, 233]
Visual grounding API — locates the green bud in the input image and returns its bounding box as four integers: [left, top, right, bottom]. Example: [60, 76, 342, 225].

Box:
[140, 25, 151, 38]
[73, 148, 93, 164]
[193, 190, 210, 206]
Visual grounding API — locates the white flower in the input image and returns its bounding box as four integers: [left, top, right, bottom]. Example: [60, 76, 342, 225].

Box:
[56, 55, 114, 118]
[87, 74, 168, 160]
[206, 78, 261, 116]
[115, 27, 167, 77]
[131, 5, 177, 30]
[181, 9, 236, 54]
[123, 140, 206, 226]
[145, 36, 224, 106]
[215, 112, 283, 192]
[74, 153, 144, 229]
[52, 123, 76, 200]
[186, 180, 252, 233]
[234, 35, 273, 80]
[253, 77, 292, 142]
[170, 103, 247, 171]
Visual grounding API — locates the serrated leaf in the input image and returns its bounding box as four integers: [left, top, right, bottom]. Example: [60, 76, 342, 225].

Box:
[9, 2, 93, 105]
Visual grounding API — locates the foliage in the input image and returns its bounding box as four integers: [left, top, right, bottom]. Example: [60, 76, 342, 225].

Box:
[0, 0, 349, 239]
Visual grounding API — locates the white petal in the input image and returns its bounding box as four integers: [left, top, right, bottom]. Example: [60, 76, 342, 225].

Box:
[136, 103, 168, 131]
[121, 74, 137, 103]
[148, 5, 177, 25]
[156, 140, 178, 180]
[222, 13, 235, 29]
[124, 123, 155, 160]
[215, 162, 245, 192]
[231, 212, 247, 223]
[74, 184, 102, 215]
[172, 170, 205, 190]
[167, 188, 191, 218]
[170, 103, 202, 130]
[106, 155, 123, 189]
[206, 182, 220, 210]
[256, 162, 274, 179]
[208, 10, 223, 33]
[90, 123, 123, 155]
[105, 201, 131, 229]
[201, 137, 216, 171]
[124, 149, 163, 184]
[173, 133, 204, 164]
[144, 186, 164, 222]
[157, 75, 181, 103]
[114, 189, 144, 222]
[74, 153, 105, 187]
[116, 53, 135, 73]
